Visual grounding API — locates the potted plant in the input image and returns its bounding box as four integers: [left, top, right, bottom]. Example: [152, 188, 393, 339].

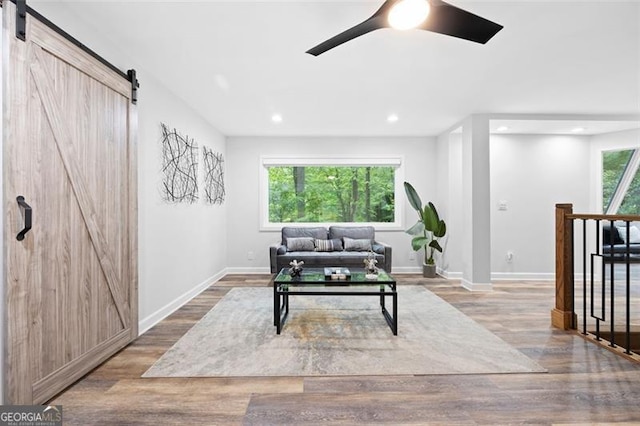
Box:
[404, 182, 446, 278]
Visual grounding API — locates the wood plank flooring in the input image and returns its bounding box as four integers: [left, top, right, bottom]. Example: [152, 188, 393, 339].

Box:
[49, 275, 640, 425]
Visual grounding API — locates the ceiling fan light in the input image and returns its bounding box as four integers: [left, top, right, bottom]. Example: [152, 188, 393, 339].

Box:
[388, 0, 431, 31]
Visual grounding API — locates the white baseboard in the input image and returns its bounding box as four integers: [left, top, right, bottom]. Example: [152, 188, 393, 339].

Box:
[138, 268, 228, 335]
[461, 279, 493, 291]
[390, 266, 423, 274]
[437, 268, 462, 280]
[225, 267, 271, 274]
[491, 272, 555, 281]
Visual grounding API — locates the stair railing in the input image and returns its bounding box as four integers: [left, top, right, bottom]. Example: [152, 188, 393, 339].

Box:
[553, 203, 640, 360]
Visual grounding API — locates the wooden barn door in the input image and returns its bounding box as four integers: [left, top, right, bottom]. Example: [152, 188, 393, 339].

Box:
[3, 2, 138, 404]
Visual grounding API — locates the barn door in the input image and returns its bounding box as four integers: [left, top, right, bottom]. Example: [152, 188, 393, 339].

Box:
[3, 2, 137, 404]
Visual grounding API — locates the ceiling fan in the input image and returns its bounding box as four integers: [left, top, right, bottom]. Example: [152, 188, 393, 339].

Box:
[306, 0, 503, 56]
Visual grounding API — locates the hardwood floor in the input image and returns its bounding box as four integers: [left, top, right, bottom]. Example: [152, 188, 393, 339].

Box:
[50, 274, 640, 425]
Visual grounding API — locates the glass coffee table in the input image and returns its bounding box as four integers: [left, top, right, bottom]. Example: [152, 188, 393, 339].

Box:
[273, 267, 397, 335]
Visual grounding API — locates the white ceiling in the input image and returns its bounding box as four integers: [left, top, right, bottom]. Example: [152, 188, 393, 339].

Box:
[488, 120, 640, 135]
[29, 0, 640, 137]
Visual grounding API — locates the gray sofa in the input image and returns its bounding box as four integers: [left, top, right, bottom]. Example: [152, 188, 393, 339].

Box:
[269, 226, 392, 273]
[602, 223, 640, 260]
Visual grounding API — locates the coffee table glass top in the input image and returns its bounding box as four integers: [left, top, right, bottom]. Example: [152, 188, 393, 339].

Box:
[274, 268, 395, 284]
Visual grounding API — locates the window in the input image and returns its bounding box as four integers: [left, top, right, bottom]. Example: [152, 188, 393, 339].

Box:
[602, 149, 640, 214]
[260, 158, 403, 229]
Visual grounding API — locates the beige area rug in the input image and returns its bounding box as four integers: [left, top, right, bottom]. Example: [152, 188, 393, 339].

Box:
[143, 286, 546, 377]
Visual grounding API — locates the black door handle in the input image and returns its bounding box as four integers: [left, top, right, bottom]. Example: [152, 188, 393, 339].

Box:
[16, 196, 32, 241]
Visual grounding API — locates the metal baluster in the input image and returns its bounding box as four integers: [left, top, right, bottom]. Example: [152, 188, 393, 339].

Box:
[625, 221, 632, 354]
[582, 219, 587, 335]
[592, 220, 601, 341]
[609, 220, 616, 347]
[624, 237, 631, 354]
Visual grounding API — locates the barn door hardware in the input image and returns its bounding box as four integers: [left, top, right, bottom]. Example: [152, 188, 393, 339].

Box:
[16, 196, 32, 241]
[16, 0, 27, 41]
[127, 69, 139, 104]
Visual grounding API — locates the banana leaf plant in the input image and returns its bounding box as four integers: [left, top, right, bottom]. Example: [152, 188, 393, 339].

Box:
[404, 182, 447, 265]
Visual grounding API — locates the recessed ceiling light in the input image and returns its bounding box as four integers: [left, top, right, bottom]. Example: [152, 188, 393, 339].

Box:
[387, 114, 399, 123]
[496, 126, 509, 132]
[571, 127, 585, 133]
[271, 114, 283, 123]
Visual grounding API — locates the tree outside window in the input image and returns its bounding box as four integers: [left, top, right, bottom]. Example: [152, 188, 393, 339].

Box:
[268, 165, 396, 223]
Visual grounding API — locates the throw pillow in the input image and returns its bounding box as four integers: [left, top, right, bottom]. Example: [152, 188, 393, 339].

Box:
[343, 237, 372, 252]
[315, 238, 344, 252]
[617, 225, 640, 244]
[286, 237, 315, 252]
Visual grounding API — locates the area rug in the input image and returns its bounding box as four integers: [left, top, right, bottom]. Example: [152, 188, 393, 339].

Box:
[143, 286, 546, 377]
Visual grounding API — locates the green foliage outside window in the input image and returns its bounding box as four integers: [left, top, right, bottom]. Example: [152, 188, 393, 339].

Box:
[602, 149, 632, 212]
[602, 149, 640, 214]
[619, 164, 640, 215]
[268, 166, 395, 223]
[602, 149, 640, 215]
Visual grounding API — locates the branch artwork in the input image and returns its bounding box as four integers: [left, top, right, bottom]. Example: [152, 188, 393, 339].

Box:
[202, 146, 226, 205]
[160, 123, 199, 204]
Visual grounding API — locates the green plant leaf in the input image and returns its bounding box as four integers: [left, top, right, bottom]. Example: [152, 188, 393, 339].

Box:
[423, 204, 439, 232]
[429, 240, 443, 253]
[411, 236, 428, 251]
[403, 182, 422, 213]
[434, 220, 446, 238]
[428, 202, 440, 222]
[406, 220, 425, 236]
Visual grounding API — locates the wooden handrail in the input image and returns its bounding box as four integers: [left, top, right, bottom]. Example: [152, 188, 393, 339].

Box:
[567, 213, 640, 221]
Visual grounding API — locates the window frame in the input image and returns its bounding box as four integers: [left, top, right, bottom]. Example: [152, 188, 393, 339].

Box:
[259, 156, 405, 231]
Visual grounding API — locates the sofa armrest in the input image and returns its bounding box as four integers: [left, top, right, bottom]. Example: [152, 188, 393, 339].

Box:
[373, 241, 392, 272]
[269, 242, 286, 273]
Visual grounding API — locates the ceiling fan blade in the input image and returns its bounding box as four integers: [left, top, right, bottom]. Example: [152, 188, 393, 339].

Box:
[419, 0, 503, 44]
[306, 15, 387, 56]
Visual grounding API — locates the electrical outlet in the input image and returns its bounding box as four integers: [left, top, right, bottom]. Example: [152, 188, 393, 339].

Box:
[409, 251, 416, 261]
[506, 251, 514, 263]
[247, 251, 255, 261]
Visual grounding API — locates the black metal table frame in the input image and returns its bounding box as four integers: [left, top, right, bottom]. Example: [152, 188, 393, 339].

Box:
[273, 275, 397, 335]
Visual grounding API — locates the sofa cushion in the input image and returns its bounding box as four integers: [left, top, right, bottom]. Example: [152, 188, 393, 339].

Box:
[616, 225, 640, 244]
[281, 226, 328, 245]
[371, 243, 385, 254]
[286, 237, 315, 251]
[329, 226, 375, 242]
[603, 224, 624, 245]
[343, 237, 373, 252]
[315, 238, 343, 252]
[278, 251, 385, 268]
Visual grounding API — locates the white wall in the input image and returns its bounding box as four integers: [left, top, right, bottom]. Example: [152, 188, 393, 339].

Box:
[226, 136, 435, 273]
[438, 133, 463, 278]
[436, 132, 463, 276]
[137, 76, 227, 332]
[27, 2, 228, 333]
[490, 134, 591, 279]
